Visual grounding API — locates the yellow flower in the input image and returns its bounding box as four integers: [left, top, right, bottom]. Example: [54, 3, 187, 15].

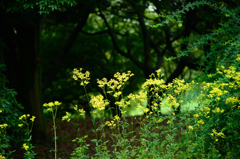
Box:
[188, 125, 193, 130]
[0, 110, 2, 113]
[113, 91, 122, 98]
[54, 101, 62, 106]
[105, 120, 116, 127]
[73, 68, 90, 86]
[203, 107, 210, 111]
[217, 132, 225, 138]
[90, 94, 109, 110]
[62, 112, 70, 122]
[47, 108, 53, 112]
[193, 113, 199, 118]
[143, 108, 149, 113]
[236, 54, 240, 61]
[18, 124, 23, 127]
[23, 143, 29, 150]
[0, 124, 8, 129]
[0, 154, 6, 159]
[30, 116, 36, 122]
[19, 114, 26, 120]
[97, 78, 108, 88]
[79, 109, 86, 116]
[74, 105, 78, 110]
[198, 120, 204, 125]
[212, 129, 217, 134]
[43, 103, 48, 107]
[114, 115, 120, 121]
[48, 102, 54, 107]
[226, 96, 239, 104]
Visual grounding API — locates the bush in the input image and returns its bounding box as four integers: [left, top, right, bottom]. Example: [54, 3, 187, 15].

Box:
[0, 64, 26, 156]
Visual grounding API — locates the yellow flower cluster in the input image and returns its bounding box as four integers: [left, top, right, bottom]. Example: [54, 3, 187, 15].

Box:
[236, 54, 240, 61]
[90, 94, 109, 111]
[18, 124, 23, 127]
[172, 78, 190, 95]
[0, 124, 8, 129]
[43, 101, 62, 112]
[217, 65, 238, 80]
[142, 78, 167, 91]
[105, 120, 116, 127]
[97, 71, 134, 91]
[199, 107, 210, 118]
[62, 112, 71, 122]
[115, 99, 130, 109]
[143, 108, 150, 113]
[73, 68, 90, 86]
[165, 94, 180, 108]
[129, 91, 147, 102]
[197, 120, 204, 126]
[188, 125, 193, 130]
[23, 143, 29, 150]
[105, 115, 120, 127]
[142, 77, 166, 90]
[211, 129, 225, 141]
[193, 113, 199, 118]
[74, 105, 86, 116]
[0, 110, 2, 113]
[0, 154, 6, 159]
[212, 107, 224, 114]
[226, 96, 239, 105]
[114, 71, 134, 84]
[19, 114, 36, 123]
[208, 86, 228, 100]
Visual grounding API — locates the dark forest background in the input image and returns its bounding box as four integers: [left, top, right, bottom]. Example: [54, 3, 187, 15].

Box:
[1, 0, 239, 143]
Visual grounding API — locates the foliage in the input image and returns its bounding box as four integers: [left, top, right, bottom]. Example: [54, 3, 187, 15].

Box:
[18, 114, 37, 158]
[0, 64, 26, 156]
[2, 0, 240, 158]
[155, 0, 240, 75]
[43, 101, 62, 159]
[1, 0, 77, 14]
[39, 64, 240, 158]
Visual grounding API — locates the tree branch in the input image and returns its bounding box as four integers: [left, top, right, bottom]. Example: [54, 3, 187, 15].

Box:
[80, 30, 109, 35]
[99, 12, 145, 70]
[42, 9, 91, 92]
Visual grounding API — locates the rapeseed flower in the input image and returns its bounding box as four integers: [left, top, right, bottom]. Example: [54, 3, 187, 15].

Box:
[188, 125, 193, 130]
[18, 124, 23, 127]
[73, 68, 90, 86]
[79, 109, 85, 116]
[62, 112, 71, 122]
[197, 120, 204, 126]
[90, 94, 109, 110]
[105, 120, 116, 127]
[236, 54, 240, 61]
[23, 143, 29, 150]
[114, 115, 120, 121]
[226, 96, 239, 104]
[30, 116, 36, 122]
[0, 124, 8, 129]
[43, 101, 62, 112]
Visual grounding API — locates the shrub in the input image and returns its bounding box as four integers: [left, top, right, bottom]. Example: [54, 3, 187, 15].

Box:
[0, 64, 26, 157]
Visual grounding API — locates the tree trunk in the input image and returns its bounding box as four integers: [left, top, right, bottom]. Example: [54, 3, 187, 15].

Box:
[2, 11, 47, 142]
